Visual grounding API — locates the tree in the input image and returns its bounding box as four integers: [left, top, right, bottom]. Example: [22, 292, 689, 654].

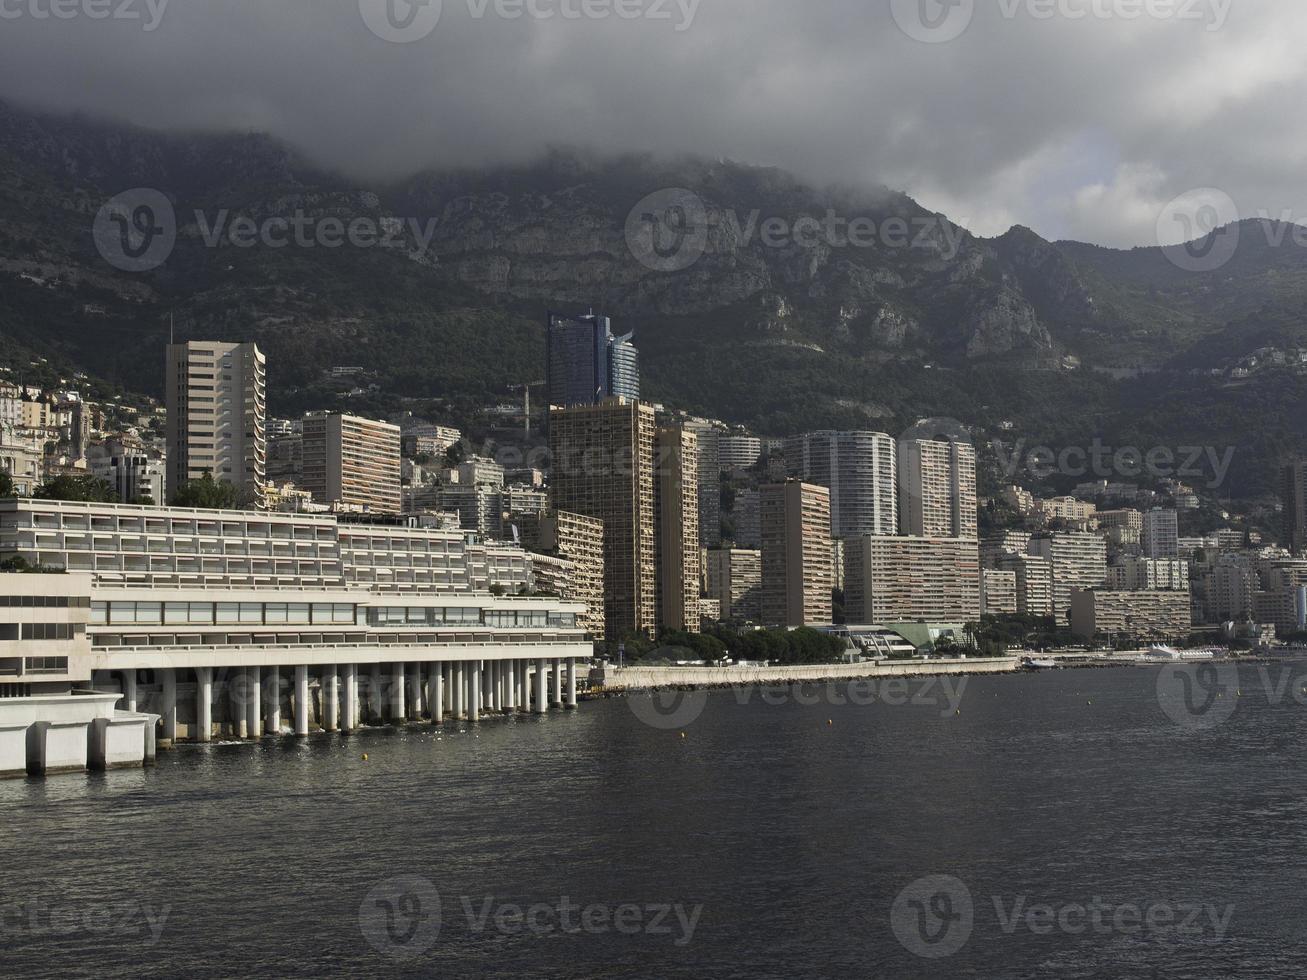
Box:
[0, 471, 13, 498]
[171, 472, 239, 509]
[34, 475, 119, 503]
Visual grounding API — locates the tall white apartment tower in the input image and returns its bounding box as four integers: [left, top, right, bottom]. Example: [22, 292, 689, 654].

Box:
[897, 438, 978, 539]
[785, 431, 898, 538]
[166, 341, 266, 503]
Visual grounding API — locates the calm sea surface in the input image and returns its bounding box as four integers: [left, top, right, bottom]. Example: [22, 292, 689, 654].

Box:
[4, 664, 1307, 978]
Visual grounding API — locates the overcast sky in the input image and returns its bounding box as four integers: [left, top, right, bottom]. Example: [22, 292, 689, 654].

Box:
[0, 0, 1301, 247]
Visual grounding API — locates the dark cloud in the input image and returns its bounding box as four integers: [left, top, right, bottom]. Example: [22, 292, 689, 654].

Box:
[0, 0, 1297, 245]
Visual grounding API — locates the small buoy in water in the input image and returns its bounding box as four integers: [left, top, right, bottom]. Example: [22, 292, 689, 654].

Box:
[679, 732, 686, 739]
[361, 753, 369, 761]
[1087, 700, 1092, 705]
[955, 709, 961, 716]
[827, 719, 833, 726]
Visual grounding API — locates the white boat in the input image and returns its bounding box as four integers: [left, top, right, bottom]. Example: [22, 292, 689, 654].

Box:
[1021, 657, 1059, 670]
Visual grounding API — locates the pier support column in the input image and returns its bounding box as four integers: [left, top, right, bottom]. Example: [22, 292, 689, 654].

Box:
[294, 665, 310, 737]
[535, 658, 548, 715]
[233, 672, 249, 740]
[551, 659, 563, 707]
[323, 665, 339, 733]
[517, 661, 528, 712]
[566, 657, 578, 709]
[451, 662, 463, 720]
[409, 662, 424, 720]
[123, 670, 138, 713]
[469, 661, 481, 723]
[489, 662, 501, 713]
[429, 664, 443, 724]
[370, 663, 384, 724]
[247, 667, 262, 740]
[265, 667, 281, 735]
[195, 667, 213, 742]
[343, 664, 358, 733]
[160, 668, 177, 744]
[390, 663, 406, 725]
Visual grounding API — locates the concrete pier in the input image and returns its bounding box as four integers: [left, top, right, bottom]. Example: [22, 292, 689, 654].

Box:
[343, 664, 358, 733]
[469, 661, 481, 723]
[123, 670, 138, 713]
[265, 667, 281, 735]
[535, 658, 548, 715]
[390, 662, 406, 725]
[323, 665, 339, 733]
[247, 667, 262, 740]
[294, 665, 310, 737]
[566, 658, 578, 709]
[196, 667, 213, 742]
[160, 668, 177, 745]
[551, 659, 563, 707]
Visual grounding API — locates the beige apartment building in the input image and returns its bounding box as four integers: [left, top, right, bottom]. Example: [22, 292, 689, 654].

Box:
[760, 481, 834, 627]
[654, 426, 701, 633]
[548, 399, 657, 640]
[982, 568, 1019, 616]
[517, 510, 607, 639]
[301, 413, 402, 514]
[996, 551, 1055, 618]
[1028, 532, 1107, 624]
[898, 439, 978, 539]
[165, 341, 266, 502]
[1070, 589, 1192, 640]
[844, 535, 981, 624]
[705, 547, 763, 622]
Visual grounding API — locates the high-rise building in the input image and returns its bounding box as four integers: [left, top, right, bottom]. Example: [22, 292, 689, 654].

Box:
[684, 421, 722, 548]
[1106, 557, 1189, 591]
[301, 412, 402, 514]
[760, 481, 834, 627]
[897, 438, 978, 539]
[1283, 458, 1307, 554]
[718, 434, 764, 471]
[981, 569, 1019, 616]
[654, 426, 701, 633]
[844, 535, 981, 624]
[732, 488, 761, 548]
[548, 399, 657, 639]
[996, 552, 1055, 617]
[1070, 589, 1192, 640]
[705, 548, 763, 622]
[545, 313, 639, 410]
[785, 431, 897, 538]
[165, 341, 266, 502]
[1028, 532, 1107, 624]
[1142, 508, 1180, 560]
[517, 510, 607, 639]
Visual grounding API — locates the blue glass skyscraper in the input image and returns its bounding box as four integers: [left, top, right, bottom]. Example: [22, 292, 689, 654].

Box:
[546, 312, 640, 409]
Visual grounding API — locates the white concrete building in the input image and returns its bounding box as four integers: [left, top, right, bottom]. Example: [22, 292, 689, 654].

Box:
[0, 500, 589, 774]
